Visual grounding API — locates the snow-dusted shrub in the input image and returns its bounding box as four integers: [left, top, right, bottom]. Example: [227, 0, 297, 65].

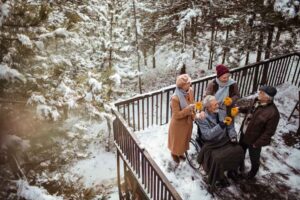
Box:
[0, 63, 26, 83]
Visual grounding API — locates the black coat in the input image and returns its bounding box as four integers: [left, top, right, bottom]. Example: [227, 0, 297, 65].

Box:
[240, 98, 280, 147]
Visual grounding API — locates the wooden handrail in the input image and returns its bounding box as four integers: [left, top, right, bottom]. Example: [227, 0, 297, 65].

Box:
[114, 52, 300, 132]
[115, 52, 300, 106]
[112, 107, 182, 200]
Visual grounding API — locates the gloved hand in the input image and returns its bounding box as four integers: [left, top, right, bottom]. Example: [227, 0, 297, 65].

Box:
[195, 101, 202, 111]
[231, 107, 239, 117]
[223, 97, 233, 107]
[224, 116, 232, 126]
[230, 137, 237, 144]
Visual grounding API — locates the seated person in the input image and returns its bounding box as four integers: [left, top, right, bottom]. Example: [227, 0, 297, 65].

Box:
[196, 95, 244, 191]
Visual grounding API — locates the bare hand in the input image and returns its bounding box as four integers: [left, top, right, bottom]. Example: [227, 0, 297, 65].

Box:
[188, 104, 195, 110]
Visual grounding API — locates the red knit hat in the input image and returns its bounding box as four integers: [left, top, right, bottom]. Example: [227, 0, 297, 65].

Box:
[216, 64, 229, 78]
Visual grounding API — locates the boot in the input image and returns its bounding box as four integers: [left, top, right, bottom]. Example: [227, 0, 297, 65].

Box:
[215, 178, 230, 188]
[179, 154, 186, 161]
[171, 154, 180, 163]
[244, 171, 256, 180]
[227, 170, 239, 182]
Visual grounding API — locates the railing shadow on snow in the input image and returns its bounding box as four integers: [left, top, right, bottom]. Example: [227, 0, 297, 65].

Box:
[112, 52, 300, 200]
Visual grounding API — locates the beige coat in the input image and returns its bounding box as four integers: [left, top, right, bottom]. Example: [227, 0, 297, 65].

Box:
[168, 89, 194, 156]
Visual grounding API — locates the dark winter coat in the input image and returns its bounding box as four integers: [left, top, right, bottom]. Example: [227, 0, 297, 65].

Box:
[239, 98, 280, 147]
[197, 134, 244, 187]
[205, 79, 240, 103]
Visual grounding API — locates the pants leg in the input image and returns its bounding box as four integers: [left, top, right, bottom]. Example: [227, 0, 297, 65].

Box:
[239, 136, 248, 172]
[248, 145, 262, 177]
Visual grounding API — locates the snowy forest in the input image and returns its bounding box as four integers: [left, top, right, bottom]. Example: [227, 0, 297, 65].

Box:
[0, 0, 300, 199]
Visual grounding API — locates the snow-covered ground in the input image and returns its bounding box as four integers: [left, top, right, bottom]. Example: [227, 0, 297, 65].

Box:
[1, 1, 300, 199]
[136, 83, 300, 200]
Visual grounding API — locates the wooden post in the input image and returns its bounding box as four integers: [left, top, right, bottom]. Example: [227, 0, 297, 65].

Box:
[261, 62, 269, 85]
[252, 65, 260, 94]
[117, 151, 122, 199]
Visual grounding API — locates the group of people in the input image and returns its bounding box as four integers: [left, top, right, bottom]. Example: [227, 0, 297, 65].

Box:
[168, 64, 280, 192]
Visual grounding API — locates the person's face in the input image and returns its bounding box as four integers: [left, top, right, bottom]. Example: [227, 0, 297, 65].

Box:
[208, 99, 219, 113]
[258, 90, 270, 102]
[182, 82, 191, 92]
[218, 73, 230, 83]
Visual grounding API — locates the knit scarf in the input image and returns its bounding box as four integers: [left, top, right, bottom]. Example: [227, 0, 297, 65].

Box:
[215, 78, 236, 103]
[172, 87, 189, 110]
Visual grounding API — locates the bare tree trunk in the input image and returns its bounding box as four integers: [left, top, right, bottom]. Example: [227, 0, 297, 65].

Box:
[152, 40, 156, 69]
[180, 64, 186, 75]
[208, 23, 215, 70]
[275, 26, 282, 45]
[212, 27, 218, 66]
[291, 29, 297, 44]
[256, 30, 264, 62]
[245, 13, 256, 66]
[192, 18, 197, 59]
[265, 25, 274, 59]
[132, 0, 142, 94]
[143, 48, 147, 66]
[108, 1, 114, 69]
[222, 26, 229, 64]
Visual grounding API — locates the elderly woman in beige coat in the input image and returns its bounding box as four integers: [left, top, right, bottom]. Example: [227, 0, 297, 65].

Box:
[168, 74, 195, 163]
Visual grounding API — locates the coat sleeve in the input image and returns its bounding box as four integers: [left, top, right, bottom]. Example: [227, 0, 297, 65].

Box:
[171, 96, 193, 120]
[204, 80, 214, 97]
[237, 98, 254, 114]
[198, 119, 224, 141]
[253, 111, 280, 147]
[227, 122, 237, 139]
[231, 83, 240, 103]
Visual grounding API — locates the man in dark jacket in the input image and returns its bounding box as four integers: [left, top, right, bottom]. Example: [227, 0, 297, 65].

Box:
[239, 85, 280, 179]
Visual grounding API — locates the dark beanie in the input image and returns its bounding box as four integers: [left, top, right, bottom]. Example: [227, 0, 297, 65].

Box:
[216, 64, 229, 78]
[259, 85, 277, 97]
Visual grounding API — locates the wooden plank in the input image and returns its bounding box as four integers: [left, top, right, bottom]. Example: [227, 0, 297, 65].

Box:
[270, 59, 280, 86]
[132, 102, 136, 131]
[286, 55, 295, 83]
[281, 56, 292, 84]
[160, 92, 163, 125]
[142, 98, 145, 130]
[147, 96, 149, 128]
[291, 56, 300, 84]
[152, 95, 154, 126]
[137, 100, 140, 131]
[156, 94, 159, 125]
[267, 59, 277, 86]
[275, 58, 285, 86]
[117, 151, 122, 199]
[166, 91, 170, 124]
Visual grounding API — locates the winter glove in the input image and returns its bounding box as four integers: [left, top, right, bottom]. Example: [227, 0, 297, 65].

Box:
[223, 97, 233, 107]
[231, 107, 239, 117]
[195, 101, 203, 111]
[224, 116, 233, 126]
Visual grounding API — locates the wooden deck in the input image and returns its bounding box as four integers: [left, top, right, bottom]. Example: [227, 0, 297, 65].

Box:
[113, 52, 300, 200]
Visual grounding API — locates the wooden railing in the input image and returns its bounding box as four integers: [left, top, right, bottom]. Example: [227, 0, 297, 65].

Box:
[113, 108, 182, 200]
[115, 52, 300, 132]
[113, 52, 300, 200]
